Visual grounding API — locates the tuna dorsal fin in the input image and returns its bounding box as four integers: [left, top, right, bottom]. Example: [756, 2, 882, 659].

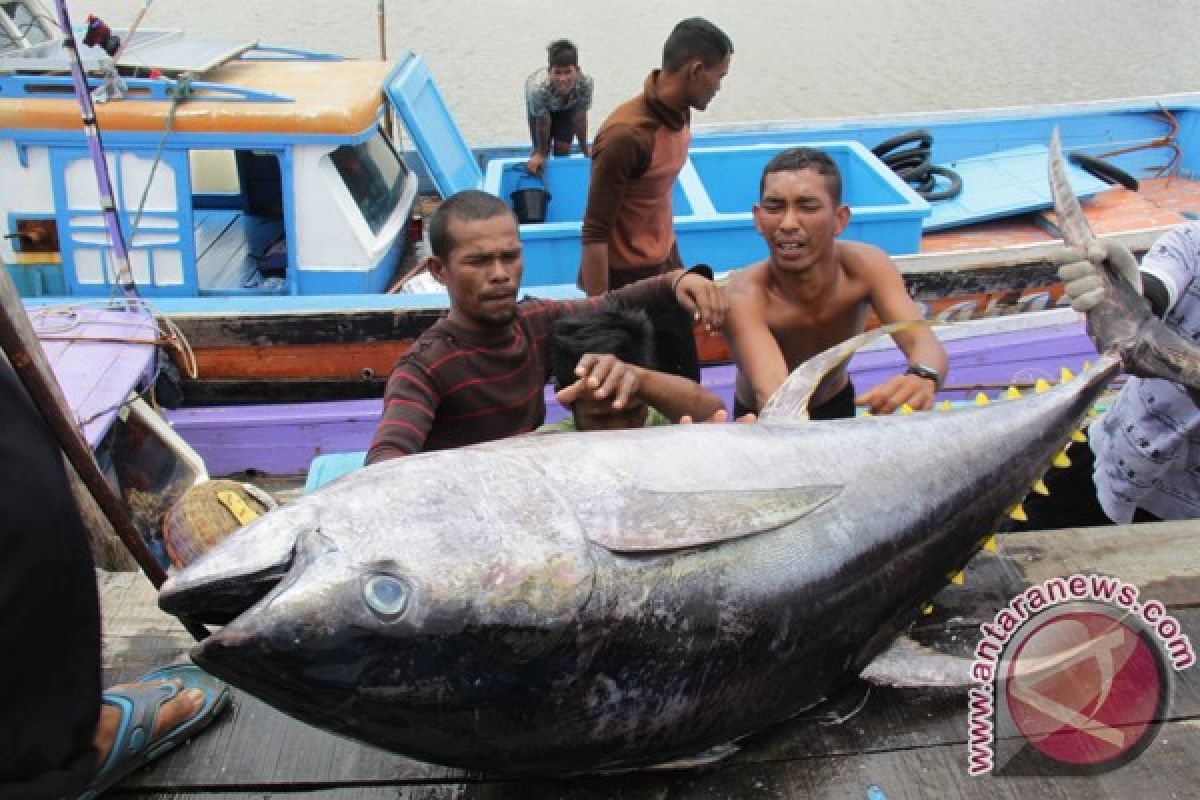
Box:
[588, 485, 841, 553]
[758, 322, 932, 422]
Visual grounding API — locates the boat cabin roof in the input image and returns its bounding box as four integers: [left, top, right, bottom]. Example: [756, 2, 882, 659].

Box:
[0, 59, 395, 137]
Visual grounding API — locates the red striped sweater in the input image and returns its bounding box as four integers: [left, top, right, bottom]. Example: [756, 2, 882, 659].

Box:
[365, 274, 678, 463]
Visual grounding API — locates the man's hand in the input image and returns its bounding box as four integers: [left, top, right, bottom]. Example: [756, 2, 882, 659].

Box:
[1053, 240, 1141, 312]
[556, 353, 640, 409]
[525, 152, 547, 177]
[855, 374, 936, 415]
[674, 273, 729, 332]
[679, 409, 757, 424]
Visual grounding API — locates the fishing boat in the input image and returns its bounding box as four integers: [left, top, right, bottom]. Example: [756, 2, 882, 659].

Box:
[165, 306, 1102, 479]
[4, 0, 1198, 405]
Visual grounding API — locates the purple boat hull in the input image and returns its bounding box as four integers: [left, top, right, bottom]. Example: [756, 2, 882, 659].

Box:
[167, 310, 1099, 477]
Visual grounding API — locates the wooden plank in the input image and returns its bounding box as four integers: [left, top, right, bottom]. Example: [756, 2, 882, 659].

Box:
[119, 719, 1200, 798]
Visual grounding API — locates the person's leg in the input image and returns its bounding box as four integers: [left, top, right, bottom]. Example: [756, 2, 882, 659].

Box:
[548, 110, 575, 156]
[0, 357, 218, 800]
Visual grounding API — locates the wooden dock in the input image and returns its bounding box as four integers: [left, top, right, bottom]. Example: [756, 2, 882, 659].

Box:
[101, 520, 1200, 798]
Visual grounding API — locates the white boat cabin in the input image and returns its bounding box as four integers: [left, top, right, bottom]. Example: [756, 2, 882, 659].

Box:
[0, 1, 422, 299]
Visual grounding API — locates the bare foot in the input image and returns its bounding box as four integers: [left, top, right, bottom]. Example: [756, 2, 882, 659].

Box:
[92, 680, 205, 768]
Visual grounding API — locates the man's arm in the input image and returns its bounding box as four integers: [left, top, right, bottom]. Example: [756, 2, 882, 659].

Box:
[574, 111, 590, 157]
[364, 361, 437, 464]
[559, 353, 725, 422]
[855, 249, 948, 414]
[526, 115, 552, 176]
[724, 276, 790, 412]
[579, 125, 647, 295]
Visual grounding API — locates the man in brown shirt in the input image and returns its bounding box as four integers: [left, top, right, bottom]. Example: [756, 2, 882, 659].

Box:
[579, 17, 733, 381]
[725, 147, 948, 419]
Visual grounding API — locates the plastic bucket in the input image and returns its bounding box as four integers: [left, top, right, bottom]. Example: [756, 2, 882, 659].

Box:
[511, 172, 551, 224]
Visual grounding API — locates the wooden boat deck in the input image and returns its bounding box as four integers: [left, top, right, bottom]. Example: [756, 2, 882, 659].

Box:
[100, 520, 1200, 798]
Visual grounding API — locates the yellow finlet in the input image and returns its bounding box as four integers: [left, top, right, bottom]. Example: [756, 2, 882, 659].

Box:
[1009, 504, 1028, 522]
[1005, 386, 1022, 400]
[1083, 360, 1092, 370]
[1060, 366, 1076, 382]
[1053, 450, 1072, 468]
[975, 392, 991, 406]
[950, 570, 966, 585]
[1071, 429, 1087, 443]
[1034, 378, 1052, 393]
[922, 604, 935, 615]
[1032, 479, 1050, 496]
[899, 403, 914, 414]
[938, 399, 952, 412]
[984, 536, 998, 553]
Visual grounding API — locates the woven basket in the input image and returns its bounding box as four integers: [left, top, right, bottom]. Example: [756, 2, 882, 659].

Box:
[163, 480, 273, 569]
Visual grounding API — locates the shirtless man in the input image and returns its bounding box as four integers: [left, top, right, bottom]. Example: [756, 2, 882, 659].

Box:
[725, 147, 948, 418]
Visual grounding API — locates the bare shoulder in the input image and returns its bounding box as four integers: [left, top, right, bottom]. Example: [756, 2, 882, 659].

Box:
[725, 261, 771, 304]
[838, 240, 901, 281]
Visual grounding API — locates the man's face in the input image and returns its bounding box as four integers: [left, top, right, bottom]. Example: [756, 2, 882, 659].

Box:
[549, 65, 579, 96]
[686, 53, 731, 112]
[571, 394, 650, 432]
[431, 214, 523, 331]
[752, 168, 850, 273]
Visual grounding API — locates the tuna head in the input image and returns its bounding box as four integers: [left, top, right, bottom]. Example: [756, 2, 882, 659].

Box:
[158, 451, 595, 751]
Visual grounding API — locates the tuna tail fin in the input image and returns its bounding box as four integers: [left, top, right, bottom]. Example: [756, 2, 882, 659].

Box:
[1049, 129, 1200, 389]
[758, 321, 934, 423]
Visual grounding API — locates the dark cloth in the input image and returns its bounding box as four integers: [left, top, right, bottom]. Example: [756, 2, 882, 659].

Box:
[527, 111, 577, 152]
[735, 380, 857, 421]
[366, 274, 680, 463]
[1008, 431, 1161, 532]
[608, 260, 699, 381]
[0, 357, 101, 800]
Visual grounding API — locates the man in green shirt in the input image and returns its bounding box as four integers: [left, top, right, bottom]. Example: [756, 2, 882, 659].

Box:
[541, 310, 726, 432]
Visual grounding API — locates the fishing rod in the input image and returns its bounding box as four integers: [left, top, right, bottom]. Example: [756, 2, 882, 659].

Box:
[49, 0, 140, 305]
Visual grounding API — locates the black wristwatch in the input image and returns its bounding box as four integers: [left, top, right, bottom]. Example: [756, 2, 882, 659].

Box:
[906, 363, 943, 390]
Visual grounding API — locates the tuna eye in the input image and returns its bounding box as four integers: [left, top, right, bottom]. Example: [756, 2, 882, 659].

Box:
[364, 575, 410, 619]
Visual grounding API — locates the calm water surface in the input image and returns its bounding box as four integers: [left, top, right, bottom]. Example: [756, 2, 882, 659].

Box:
[84, 0, 1200, 144]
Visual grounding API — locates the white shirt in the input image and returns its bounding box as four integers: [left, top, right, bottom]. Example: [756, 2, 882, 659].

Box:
[1090, 221, 1200, 522]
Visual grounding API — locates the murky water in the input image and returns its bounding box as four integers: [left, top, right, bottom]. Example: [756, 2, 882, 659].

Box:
[84, 0, 1200, 145]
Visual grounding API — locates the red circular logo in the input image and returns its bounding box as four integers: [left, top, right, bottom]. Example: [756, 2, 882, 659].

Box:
[1003, 608, 1168, 769]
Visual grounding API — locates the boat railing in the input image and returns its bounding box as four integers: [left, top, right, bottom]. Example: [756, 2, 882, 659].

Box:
[0, 71, 295, 103]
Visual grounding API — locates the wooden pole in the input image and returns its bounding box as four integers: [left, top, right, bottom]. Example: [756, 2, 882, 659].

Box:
[0, 268, 209, 641]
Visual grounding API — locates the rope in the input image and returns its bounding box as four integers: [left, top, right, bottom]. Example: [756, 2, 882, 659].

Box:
[112, 73, 195, 296]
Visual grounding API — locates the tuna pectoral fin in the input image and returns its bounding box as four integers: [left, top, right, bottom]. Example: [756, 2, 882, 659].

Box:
[758, 321, 934, 422]
[588, 485, 841, 553]
[859, 635, 974, 689]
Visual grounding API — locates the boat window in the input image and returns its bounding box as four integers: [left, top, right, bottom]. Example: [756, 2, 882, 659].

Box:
[11, 217, 59, 254]
[1, 2, 53, 50]
[189, 150, 240, 196]
[329, 128, 409, 236]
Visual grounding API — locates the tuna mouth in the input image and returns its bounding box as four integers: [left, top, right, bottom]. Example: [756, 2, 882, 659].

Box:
[158, 552, 293, 626]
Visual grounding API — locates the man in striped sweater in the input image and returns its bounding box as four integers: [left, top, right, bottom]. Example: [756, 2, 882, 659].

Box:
[365, 190, 726, 463]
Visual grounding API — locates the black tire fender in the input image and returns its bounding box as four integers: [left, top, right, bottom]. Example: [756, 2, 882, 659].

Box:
[872, 129, 934, 158]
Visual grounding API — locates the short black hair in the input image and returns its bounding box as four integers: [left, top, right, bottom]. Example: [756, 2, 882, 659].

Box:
[662, 18, 733, 73]
[547, 39, 579, 68]
[760, 147, 843, 206]
[550, 310, 655, 390]
[428, 190, 515, 259]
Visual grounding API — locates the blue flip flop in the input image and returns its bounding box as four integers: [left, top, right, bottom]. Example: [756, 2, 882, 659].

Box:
[80, 664, 230, 799]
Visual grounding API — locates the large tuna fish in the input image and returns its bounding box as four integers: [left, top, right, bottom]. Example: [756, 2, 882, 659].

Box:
[159, 134, 1200, 774]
